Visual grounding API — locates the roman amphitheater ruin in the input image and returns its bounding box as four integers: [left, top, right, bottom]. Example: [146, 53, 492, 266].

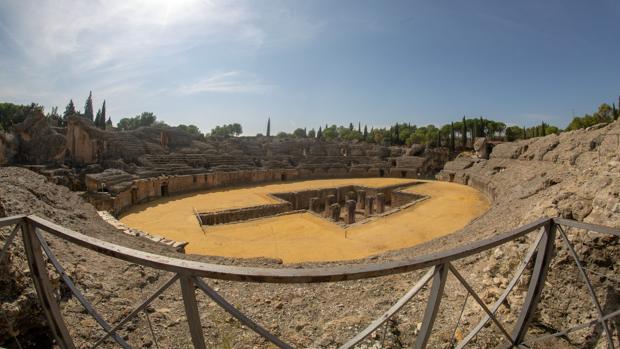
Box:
[1, 113, 619, 348]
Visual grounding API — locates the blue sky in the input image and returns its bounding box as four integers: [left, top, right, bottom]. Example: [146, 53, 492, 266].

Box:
[0, 0, 619, 135]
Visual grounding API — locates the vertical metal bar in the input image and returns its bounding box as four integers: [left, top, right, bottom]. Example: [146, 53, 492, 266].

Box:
[413, 263, 449, 349]
[557, 225, 615, 349]
[21, 221, 76, 349]
[506, 220, 556, 347]
[0, 224, 20, 262]
[180, 275, 206, 349]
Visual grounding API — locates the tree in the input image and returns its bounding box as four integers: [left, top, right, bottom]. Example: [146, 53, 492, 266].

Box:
[323, 125, 338, 140]
[100, 100, 107, 128]
[461, 116, 467, 148]
[106, 117, 113, 129]
[95, 109, 103, 129]
[293, 128, 307, 138]
[317, 126, 323, 139]
[363, 125, 368, 139]
[46, 106, 63, 126]
[84, 91, 94, 121]
[210, 123, 242, 137]
[0, 103, 43, 131]
[177, 124, 202, 135]
[308, 128, 316, 138]
[117, 112, 162, 130]
[358, 122, 361, 133]
[63, 99, 77, 124]
[449, 122, 455, 152]
[266, 117, 271, 137]
[505, 125, 522, 141]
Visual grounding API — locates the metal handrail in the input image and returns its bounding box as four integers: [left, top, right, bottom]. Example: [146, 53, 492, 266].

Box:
[24, 215, 549, 283]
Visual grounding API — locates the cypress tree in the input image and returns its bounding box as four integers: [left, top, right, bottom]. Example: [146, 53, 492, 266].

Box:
[461, 116, 467, 148]
[349, 122, 354, 131]
[479, 116, 485, 137]
[84, 91, 94, 121]
[63, 99, 76, 123]
[95, 109, 102, 128]
[100, 100, 106, 128]
[541, 122, 546, 137]
[266, 117, 271, 137]
[317, 126, 322, 139]
[394, 123, 400, 145]
[358, 122, 361, 133]
[522, 126, 527, 139]
[363, 125, 368, 139]
[450, 122, 455, 152]
[106, 117, 113, 129]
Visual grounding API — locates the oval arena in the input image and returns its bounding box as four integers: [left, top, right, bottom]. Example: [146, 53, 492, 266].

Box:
[119, 178, 489, 262]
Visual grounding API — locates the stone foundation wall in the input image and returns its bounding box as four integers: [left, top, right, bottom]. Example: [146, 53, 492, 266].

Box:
[199, 202, 293, 225]
[390, 190, 425, 207]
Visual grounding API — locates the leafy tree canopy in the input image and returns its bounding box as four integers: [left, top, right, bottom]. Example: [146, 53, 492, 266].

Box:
[117, 112, 167, 130]
[0, 102, 43, 131]
[210, 123, 242, 137]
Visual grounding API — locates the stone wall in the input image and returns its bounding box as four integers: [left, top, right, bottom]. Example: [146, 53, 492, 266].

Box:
[199, 202, 293, 225]
[390, 190, 425, 207]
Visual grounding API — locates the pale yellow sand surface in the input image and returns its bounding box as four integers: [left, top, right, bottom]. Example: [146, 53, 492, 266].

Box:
[120, 178, 489, 263]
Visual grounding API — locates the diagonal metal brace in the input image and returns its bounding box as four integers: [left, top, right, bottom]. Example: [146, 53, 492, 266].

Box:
[193, 276, 295, 349]
[557, 225, 615, 349]
[34, 228, 132, 349]
[338, 267, 435, 349]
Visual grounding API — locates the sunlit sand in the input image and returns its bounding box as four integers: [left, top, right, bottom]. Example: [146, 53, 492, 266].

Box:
[120, 178, 489, 263]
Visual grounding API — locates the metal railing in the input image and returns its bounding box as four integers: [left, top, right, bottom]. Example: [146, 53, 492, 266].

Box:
[0, 214, 618, 348]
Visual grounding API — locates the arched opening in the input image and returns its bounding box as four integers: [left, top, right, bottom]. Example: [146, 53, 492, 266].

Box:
[281, 173, 287, 181]
[401, 171, 407, 178]
[161, 183, 169, 196]
[379, 169, 385, 177]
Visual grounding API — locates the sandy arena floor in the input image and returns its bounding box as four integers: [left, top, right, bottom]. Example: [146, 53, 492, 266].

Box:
[120, 179, 489, 263]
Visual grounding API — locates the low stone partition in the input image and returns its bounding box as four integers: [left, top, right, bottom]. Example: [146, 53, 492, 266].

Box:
[198, 202, 292, 226]
[390, 189, 426, 207]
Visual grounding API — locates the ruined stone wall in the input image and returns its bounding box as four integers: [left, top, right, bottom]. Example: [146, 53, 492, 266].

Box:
[199, 202, 293, 225]
[390, 190, 425, 207]
[67, 118, 100, 164]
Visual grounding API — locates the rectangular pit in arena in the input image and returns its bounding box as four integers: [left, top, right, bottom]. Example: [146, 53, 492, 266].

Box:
[196, 181, 427, 227]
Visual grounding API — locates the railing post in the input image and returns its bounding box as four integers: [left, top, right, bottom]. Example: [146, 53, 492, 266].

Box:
[180, 275, 206, 349]
[21, 221, 76, 349]
[414, 263, 449, 349]
[506, 219, 556, 347]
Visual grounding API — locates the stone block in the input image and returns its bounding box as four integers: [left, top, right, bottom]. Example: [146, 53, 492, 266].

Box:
[376, 193, 385, 213]
[345, 200, 356, 224]
[357, 190, 366, 209]
[364, 196, 374, 217]
[330, 203, 341, 222]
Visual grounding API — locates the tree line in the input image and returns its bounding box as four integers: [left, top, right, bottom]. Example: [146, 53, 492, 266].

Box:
[1, 96, 618, 147]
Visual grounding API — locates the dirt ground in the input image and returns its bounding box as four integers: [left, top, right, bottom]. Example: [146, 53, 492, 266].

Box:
[120, 178, 489, 262]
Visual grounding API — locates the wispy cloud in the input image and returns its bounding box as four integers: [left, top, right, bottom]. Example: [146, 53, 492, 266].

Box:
[177, 71, 275, 94]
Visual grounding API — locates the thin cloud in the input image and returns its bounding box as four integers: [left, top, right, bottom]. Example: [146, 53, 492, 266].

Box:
[177, 71, 275, 94]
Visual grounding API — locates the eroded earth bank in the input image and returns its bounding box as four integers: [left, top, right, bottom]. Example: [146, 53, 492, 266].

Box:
[1, 120, 620, 348]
